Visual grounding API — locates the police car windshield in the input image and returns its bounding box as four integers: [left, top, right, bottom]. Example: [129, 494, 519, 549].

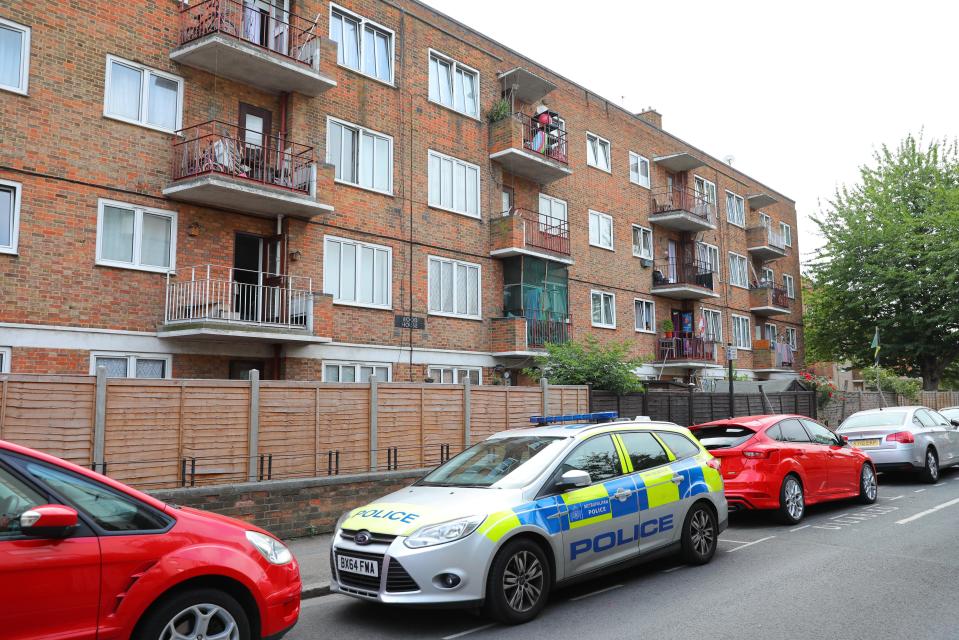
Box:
[419, 436, 566, 488]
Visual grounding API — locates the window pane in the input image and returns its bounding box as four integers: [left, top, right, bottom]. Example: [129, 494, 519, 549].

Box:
[374, 248, 388, 306]
[358, 246, 374, 303]
[324, 240, 341, 298]
[95, 357, 129, 378]
[146, 74, 178, 130]
[441, 260, 453, 312]
[619, 432, 669, 471]
[465, 166, 478, 216]
[374, 367, 389, 382]
[375, 31, 391, 82]
[461, 69, 476, 116]
[561, 435, 621, 482]
[0, 466, 45, 539]
[329, 122, 343, 177]
[360, 132, 375, 189]
[341, 242, 356, 301]
[467, 266, 479, 316]
[453, 162, 466, 212]
[587, 137, 597, 166]
[428, 56, 439, 102]
[659, 432, 700, 459]
[630, 154, 639, 182]
[362, 26, 376, 77]
[374, 136, 389, 192]
[141, 213, 172, 268]
[440, 158, 453, 208]
[591, 293, 602, 324]
[342, 14, 359, 69]
[330, 14, 344, 63]
[324, 364, 340, 382]
[341, 126, 357, 184]
[600, 216, 612, 247]
[428, 154, 440, 206]
[599, 141, 610, 171]
[589, 213, 599, 245]
[341, 366, 356, 382]
[602, 294, 613, 324]
[455, 263, 467, 315]
[453, 68, 466, 113]
[359, 366, 374, 382]
[428, 258, 441, 312]
[108, 61, 142, 121]
[0, 187, 12, 247]
[0, 25, 24, 89]
[437, 58, 452, 106]
[101, 205, 135, 263]
[135, 358, 166, 379]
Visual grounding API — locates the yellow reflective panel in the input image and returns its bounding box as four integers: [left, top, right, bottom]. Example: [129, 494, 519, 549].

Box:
[479, 510, 522, 542]
[341, 502, 437, 536]
[639, 466, 680, 507]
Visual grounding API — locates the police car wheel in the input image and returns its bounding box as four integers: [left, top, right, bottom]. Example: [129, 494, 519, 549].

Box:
[681, 503, 717, 565]
[778, 474, 805, 524]
[485, 538, 551, 625]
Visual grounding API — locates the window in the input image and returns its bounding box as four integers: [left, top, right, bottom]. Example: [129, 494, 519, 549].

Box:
[428, 150, 480, 218]
[694, 176, 718, 210]
[0, 466, 45, 539]
[539, 194, 567, 226]
[634, 299, 655, 333]
[631, 225, 653, 259]
[591, 290, 616, 328]
[618, 432, 669, 472]
[327, 117, 393, 194]
[96, 199, 176, 272]
[783, 273, 796, 298]
[588, 210, 614, 250]
[0, 17, 30, 95]
[773, 419, 810, 443]
[801, 420, 839, 446]
[780, 222, 792, 247]
[103, 55, 182, 133]
[703, 309, 722, 342]
[428, 50, 478, 118]
[586, 133, 611, 172]
[764, 323, 777, 342]
[428, 367, 481, 385]
[0, 346, 9, 373]
[323, 362, 390, 383]
[725, 191, 745, 227]
[657, 432, 701, 460]
[428, 255, 481, 319]
[727, 252, 748, 288]
[329, 5, 394, 84]
[629, 152, 650, 188]
[732, 315, 751, 349]
[697, 242, 720, 276]
[760, 267, 774, 285]
[785, 327, 797, 350]
[759, 212, 772, 228]
[323, 236, 392, 308]
[91, 353, 171, 379]
[0, 179, 21, 255]
[558, 435, 622, 483]
[501, 186, 514, 215]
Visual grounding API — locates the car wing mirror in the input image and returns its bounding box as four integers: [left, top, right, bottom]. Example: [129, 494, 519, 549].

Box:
[840, 435, 849, 445]
[950, 419, 959, 428]
[20, 504, 78, 538]
[556, 469, 591, 491]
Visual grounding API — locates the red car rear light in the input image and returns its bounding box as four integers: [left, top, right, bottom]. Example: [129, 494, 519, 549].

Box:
[886, 431, 915, 444]
[706, 458, 721, 470]
[742, 449, 770, 458]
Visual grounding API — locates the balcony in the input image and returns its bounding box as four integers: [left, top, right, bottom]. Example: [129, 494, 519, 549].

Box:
[490, 209, 572, 263]
[648, 187, 717, 232]
[158, 264, 332, 343]
[163, 121, 333, 219]
[491, 313, 572, 355]
[171, 0, 336, 95]
[752, 339, 796, 373]
[750, 284, 791, 316]
[489, 113, 572, 183]
[658, 332, 720, 368]
[746, 225, 789, 261]
[651, 259, 719, 299]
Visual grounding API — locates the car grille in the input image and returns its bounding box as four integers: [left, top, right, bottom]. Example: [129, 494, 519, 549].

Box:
[340, 528, 398, 545]
[335, 549, 383, 591]
[333, 549, 420, 593]
[386, 559, 419, 593]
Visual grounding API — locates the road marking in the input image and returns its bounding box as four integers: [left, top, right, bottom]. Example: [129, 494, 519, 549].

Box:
[896, 497, 959, 525]
[885, 495, 904, 501]
[442, 624, 496, 639]
[929, 483, 945, 488]
[726, 536, 774, 552]
[790, 524, 811, 532]
[914, 489, 926, 493]
[662, 565, 685, 573]
[718, 539, 753, 544]
[569, 584, 624, 602]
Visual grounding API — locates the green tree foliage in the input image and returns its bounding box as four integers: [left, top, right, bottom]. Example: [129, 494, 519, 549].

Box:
[523, 336, 646, 395]
[806, 135, 959, 390]
[860, 366, 921, 401]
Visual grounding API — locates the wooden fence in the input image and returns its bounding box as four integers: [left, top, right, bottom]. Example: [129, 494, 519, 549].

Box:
[0, 373, 588, 490]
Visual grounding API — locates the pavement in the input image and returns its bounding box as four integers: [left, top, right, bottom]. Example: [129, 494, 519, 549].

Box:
[285, 466, 959, 640]
[287, 534, 334, 598]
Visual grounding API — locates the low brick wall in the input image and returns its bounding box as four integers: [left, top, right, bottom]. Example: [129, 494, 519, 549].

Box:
[150, 469, 429, 539]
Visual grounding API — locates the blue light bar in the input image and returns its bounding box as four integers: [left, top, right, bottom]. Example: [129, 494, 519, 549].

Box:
[530, 411, 618, 425]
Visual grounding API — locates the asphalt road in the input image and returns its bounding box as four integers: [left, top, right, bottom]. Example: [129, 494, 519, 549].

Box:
[288, 467, 959, 640]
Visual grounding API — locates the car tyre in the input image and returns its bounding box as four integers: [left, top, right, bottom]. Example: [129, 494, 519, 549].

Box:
[857, 464, 878, 504]
[136, 588, 251, 640]
[777, 474, 805, 524]
[484, 538, 551, 625]
[919, 448, 939, 484]
[681, 502, 718, 565]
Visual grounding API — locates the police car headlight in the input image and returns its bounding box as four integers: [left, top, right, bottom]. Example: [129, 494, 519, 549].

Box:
[245, 531, 293, 565]
[404, 515, 486, 549]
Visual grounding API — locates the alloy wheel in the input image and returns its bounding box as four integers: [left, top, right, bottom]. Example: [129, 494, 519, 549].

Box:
[690, 508, 715, 557]
[927, 451, 939, 481]
[784, 477, 804, 521]
[502, 550, 544, 613]
[862, 465, 878, 501]
[161, 603, 240, 640]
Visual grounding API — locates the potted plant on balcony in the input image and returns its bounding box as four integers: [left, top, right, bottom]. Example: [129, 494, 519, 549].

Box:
[662, 318, 674, 339]
[486, 98, 511, 124]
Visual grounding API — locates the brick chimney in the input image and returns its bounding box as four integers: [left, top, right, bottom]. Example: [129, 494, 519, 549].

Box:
[637, 107, 662, 129]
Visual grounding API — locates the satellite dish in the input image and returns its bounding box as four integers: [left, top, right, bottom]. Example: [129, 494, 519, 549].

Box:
[724, 155, 735, 166]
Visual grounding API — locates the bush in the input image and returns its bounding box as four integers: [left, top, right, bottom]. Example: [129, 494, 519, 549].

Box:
[486, 98, 511, 123]
[861, 366, 921, 401]
[799, 370, 838, 409]
[523, 336, 646, 395]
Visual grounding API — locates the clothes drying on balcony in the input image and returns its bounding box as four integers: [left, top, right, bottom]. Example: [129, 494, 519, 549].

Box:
[775, 340, 793, 367]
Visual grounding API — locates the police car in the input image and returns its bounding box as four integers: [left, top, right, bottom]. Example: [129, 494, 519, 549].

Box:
[330, 412, 727, 624]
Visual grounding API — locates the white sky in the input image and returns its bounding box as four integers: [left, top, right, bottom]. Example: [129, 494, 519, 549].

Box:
[422, 0, 957, 269]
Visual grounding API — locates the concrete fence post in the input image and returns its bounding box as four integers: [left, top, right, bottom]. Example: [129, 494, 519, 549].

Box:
[540, 377, 549, 416]
[369, 376, 378, 472]
[93, 366, 107, 471]
[464, 376, 472, 448]
[247, 369, 260, 482]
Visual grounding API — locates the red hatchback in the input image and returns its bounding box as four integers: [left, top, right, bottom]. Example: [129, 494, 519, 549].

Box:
[0, 440, 300, 640]
[689, 415, 878, 524]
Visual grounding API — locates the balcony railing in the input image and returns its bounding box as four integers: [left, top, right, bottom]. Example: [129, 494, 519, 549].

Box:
[748, 224, 788, 250]
[178, 0, 320, 68]
[752, 282, 790, 308]
[525, 311, 573, 349]
[652, 258, 716, 290]
[503, 208, 570, 255]
[515, 112, 568, 165]
[658, 332, 719, 363]
[172, 120, 315, 195]
[165, 264, 313, 330]
[650, 186, 715, 223]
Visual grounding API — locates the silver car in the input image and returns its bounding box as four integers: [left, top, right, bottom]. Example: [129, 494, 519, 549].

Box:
[837, 406, 959, 482]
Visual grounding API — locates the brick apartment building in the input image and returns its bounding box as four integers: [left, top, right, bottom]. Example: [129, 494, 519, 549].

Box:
[0, 0, 804, 385]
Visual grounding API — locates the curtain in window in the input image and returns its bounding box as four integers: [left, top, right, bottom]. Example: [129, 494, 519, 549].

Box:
[457, 67, 476, 116]
[362, 27, 390, 82]
[0, 187, 12, 247]
[429, 56, 453, 107]
[101, 205, 135, 263]
[108, 61, 142, 120]
[147, 74, 178, 130]
[141, 213, 171, 268]
[333, 12, 360, 69]
[0, 25, 22, 88]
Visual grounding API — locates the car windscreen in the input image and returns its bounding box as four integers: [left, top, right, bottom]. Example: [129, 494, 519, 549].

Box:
[838, 411, 908, 431]
[418, 436, 567, 489]
[689, 425, 756, 450]
[940, 408, 959, 421]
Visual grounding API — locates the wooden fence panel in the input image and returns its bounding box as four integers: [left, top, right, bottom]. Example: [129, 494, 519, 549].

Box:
[0, 378, 94, 465]
[259, 384, 317, 481]
[507, 387, 542, 429]
[180, 382, 250, 484]
[470, 387, 508, 442]
[377, 385, 425, 469]
[421, 386, 465, 467]
[317, 384, 370, 475]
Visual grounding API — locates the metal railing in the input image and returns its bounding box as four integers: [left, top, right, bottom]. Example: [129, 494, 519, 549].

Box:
[651, 258, 716, 290]
[650, 186, 715, 223]
[751, 282, 790, 309]
[503, 208, 571, 255]
[525, 311, 573, 349]
[165, 264, 313, 330]
[749, 224, 788, 250]
[172, 120, 315, 195]
[515, 112, 568, 165]
[658, 332, 720, 363]
[178, 0, 321, 68]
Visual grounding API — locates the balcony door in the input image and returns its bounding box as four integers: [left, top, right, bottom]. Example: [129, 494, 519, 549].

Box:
[239, 103, 273, 182]
[667, 239, 678, 282]
[242, 0, 289, 54]
[234, 232, 282, 323]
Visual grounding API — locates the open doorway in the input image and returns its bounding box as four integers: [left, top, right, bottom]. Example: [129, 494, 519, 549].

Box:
[233, 233, 282, 322]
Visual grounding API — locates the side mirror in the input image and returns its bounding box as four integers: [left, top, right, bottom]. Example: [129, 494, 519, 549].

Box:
[20, 504, 78, 538]
[556, 469, 591, 491]
[839, 435, 849, 445]
[950, 419, 959, 428]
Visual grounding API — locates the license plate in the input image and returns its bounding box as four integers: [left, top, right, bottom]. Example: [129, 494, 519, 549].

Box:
[852, 439, 881, 448]
[337, 554, 379, 577]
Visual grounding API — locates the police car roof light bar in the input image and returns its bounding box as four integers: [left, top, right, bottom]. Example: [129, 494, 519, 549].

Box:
[530, 411, 618, 425]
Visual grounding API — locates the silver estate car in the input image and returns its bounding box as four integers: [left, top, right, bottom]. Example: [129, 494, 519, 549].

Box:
[837, 406, 959, 482]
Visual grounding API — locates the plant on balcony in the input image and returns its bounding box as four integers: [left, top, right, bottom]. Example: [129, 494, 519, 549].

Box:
[486, 98, 511, 124]
[523, 336, 647, 395]
[662, 318, 674, 339]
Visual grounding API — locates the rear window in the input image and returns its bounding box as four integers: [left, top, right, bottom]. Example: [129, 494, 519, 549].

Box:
[690, 425, 755, 450]
[838, 411, 908, 431]
[658, 432, 701, 459]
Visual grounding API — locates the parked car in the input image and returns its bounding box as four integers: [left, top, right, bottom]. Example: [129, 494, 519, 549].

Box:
[938, 406, 959, 423]
[837, 406, 959, 482]
[0, 439, 301, 640]
[689, 414, 877, 524]
[330, 412, 727, 624]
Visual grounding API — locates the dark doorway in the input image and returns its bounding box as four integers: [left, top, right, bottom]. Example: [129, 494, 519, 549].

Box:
[238, 102, 273, 181]
[230, 359, 267, 380]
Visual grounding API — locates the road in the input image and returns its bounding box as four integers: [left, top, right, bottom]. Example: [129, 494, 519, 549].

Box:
[288, 468, 959, 640]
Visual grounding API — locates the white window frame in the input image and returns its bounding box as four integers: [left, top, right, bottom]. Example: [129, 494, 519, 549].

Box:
[322, 361, 392, 383]
[0, 17, 30, 95]
[629, 151, 650, 188]
[427, 149, 481, 219]
[103, 55, 183, 134]
[783, 273, 796, 299]
[428, 366, 482, 385]
[727, 252, 748, 289]
[590, 290, 616, 329]
[326, 116, 394, 195]
[0, 346, 10, 373]
[89, 352, 172, 379]
[538, 194, 568, 225]
[0, 178, 22, 255]
[328, 3, 395, 85]
[785, 327, 798, 350]
[323, 235, 393, 309]
[631, 224, 653, 260]
[731, 315, 751, 350]
[761, 267, 774, 284]
[586, 132, 612, 173]
[725, 190, 746, 227]
[764, 322, 778, 342]
[703, 308, 723, 342]
[95, 199, 177, 273]
[427, 255, 482, 320]
[634, 298, 655, 334]
[780, 221, 793, 247]
[759, 212, 772, 228]
[427, 49, 480, 120]
[697, 242, 720, 278]
[588, 210, 614, 251]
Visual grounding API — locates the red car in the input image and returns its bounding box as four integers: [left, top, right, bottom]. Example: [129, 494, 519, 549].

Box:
[689, 415, 878, 523]
[0, 439, 300, 640]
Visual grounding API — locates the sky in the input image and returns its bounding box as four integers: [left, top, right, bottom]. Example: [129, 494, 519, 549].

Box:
[422, 0, 957, 270]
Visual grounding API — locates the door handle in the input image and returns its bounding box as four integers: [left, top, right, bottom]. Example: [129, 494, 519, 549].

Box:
[613, 488, 633, 502]
[547, 510, 569, 520]
[671, 474, 683, 485]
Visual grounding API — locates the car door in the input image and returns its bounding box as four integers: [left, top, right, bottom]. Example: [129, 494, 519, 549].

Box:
[778, 419, 829, 499]
[0, 459, 101, 640]
[802, 419, 859, 494]
[926, 410, 959, 467]
[616, 431, 680, 553]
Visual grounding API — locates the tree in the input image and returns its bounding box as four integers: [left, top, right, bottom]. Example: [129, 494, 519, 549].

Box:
[523, 336, 646, 395]
[806, 135, 959, 390]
